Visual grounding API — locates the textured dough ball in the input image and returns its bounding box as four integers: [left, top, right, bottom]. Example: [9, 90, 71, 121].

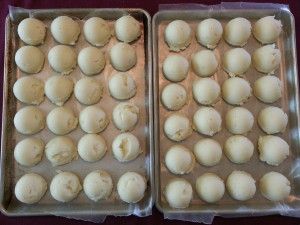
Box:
[254, 75, 282, 103]
[222, 77, 251, 105]
[192, 50, 218, 77]
[193, 78, 220, 105]
[112, 102, 139, 131]
[108, 72, 136, 100]
[15, 46, 44, 74]
[78, 47, 105, 75]
[78, 134, 107, 162]
[225, 107, 254, 134]
[115, 15, 141, 43]
[253, 16, 282, 44]
[15, 173, 47, 204]
[164, 114, 192, 142]
[162, 54, 189, 82]
[18, 18, 46, 45]
[223, 48, 251, 76]
[110, 42, 136, 71]
[13, 76, 44, 105]
[79, 106, 109, 133]
[161, 83, 187, 110]
[84, 17, 111, 47]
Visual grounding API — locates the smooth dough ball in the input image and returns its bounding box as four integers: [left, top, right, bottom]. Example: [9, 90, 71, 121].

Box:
[14, 138, 44, 167]
[164, 114, 192, 142]
[108, 72, 136, 100]
[112, 102, 139, 132]
[161, 83, 187, 110]
[226, 171, 256, 201]
[78, 134, 107, 162]
[18, 18, 46, 45]
[117, 172, 146, 203]
[196, 173, 225, 203]
[83, 170, 113, 201]
[15, 46, 44, 74]
[253, 16, 282, 44]
[110, 42, 136, 72]
[193, 78, 220, 105]
[193, 138, 222, 166]
[15, 173, 47, 204]
[162, 54, 189, 82]
[254, 75, 282, 103]
[258, 106, 288, 134]
[80, 106, 109, 133]
[78, 47, 105, 75]
[84, 17, 111, 47]
[258, 135, 289, 166]
[50, 172, 82, 202]
[225, 107, 254, 134]
[14, 106, 45, 135]
[259, 172, 290, 201]
[51, 16, 80, 45]
[223, 48, 251, 76]
[222, 77, 251, 105]
[13, 76, 44, 105]
[192, 50, 218, 77]
[115, 15, 141, 43]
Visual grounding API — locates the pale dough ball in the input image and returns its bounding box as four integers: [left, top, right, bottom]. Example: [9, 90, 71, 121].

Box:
[51, 16, 80, 45]
[226, 171, 256, 201]
[196, 173, 225, 203]
[115, 15, 141, 43]
[258, 106, 288, 134]
[225, 107, 254, 134]
[84, 17, 111, 47]
[161, 83, 187, 110]
[254, 75, 282, 103]
[78, 47, 105, 75]
[50, 172, 82, 202]
[223, 48, 251, 76]
[14, 106, 45, 135]
[108, 72, 136, 100]
[15, 173, 47, 204]
[15, 46, 44, 74]
[13, 76, 44, 105]
[110, 42, 137, 71]
[18, 18, 46, 45]
[83, 170, 113, 201]
[78, 134, 107, 162]
[112, 102, 139, 132]
[14, 138, 44, 167]
[163, 54, 189, 82]
[193, 78, 220, 105]
[117, 172, 146, 203]
[193, 138, 222, 167]
[258, 135, 289, 166]
[164, 114, 192, 142]
[259, 172, 290, 201]
[192, 50, 218, 77]
[79, 106, 109, 133]
[253, 16, 282, 44]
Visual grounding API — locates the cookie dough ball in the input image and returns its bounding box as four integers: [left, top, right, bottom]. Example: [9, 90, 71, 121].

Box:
[117, 172, 146, 203]
[162, 54, 189, 82]
[253, 16, 282, 44]
[112, 102, 139, 131]
[84, 17, 111, 47]
[79, 106, 109, 133]
[15, 46, 44, 74]
[15, 173, 47, 204]
[161, 83, 187, 110]
[258, 106, 288, 134]
[223, 48, 251, 76]
[192, 50, 218, 77]
[14, 138, 44, 167]
[225, 107, 254, 134]
[110, 42, 136, 72]
[78, 47, 105, 76]
[253, 45, 281, 74]
[14, 106, 45, 135]
[226, 171, 256, 201]
[254, 75, 282, 103]
[222, 77, 251, 105]
[50, 172, 82, 202]
[83, 170, 113, 201]
[18, 18, 46, 45]
[108, 72, 136, 100]
[13, 76, 44, 105]
[115, 15, 141, 43]
[78, 134, 107, 162]
[193, 78, 220, 105]
[164, 114, 192, 142]
[196, 173, 225, 203]
[51, 16, 80, 45]
[259, 172, 290, 201]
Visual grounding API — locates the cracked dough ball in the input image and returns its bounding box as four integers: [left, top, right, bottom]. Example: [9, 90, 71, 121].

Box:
[222, 77, 251, 105]
[161, 83, 187, 110]
[115, 15, 141, 43]
[79, 106, 109, 133]
[78, 134, 107, 162]
[223, 48, 251, 76]
[15, 173, 47, 204]
[253, 16, 282, 44]
[254, 75, 282, 103]
[225, 107, 254, 134]
[84, 17, 111, 47]
[15, 46, 44, 74]
[163, 54, 189, 82]
[78, 47, 105, 75]
[164, 114, 192, 142]
[193, 78, 220, 105]
[112, 102, 139, 132]
[110, 42, 137, 71]
[18, 18, 46, 45]
[109, 72, 136, 100]
[192, 50, 218, 77]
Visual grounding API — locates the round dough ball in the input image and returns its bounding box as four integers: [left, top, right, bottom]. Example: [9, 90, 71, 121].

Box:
[108, 72, 136, 100]
[222, 77, 251, 105]
[18, 18, 46, 45]
[14, 138, 44, 167]
[15, 173, 47, 204]
[115, 15, 141, 43]
[78, 134, 107, 162]
[162, 54, 189, 82]
[13, 76, 44, 105]
[84, 17, 111, 47]
[223, 48, 251, 76]
[78, 47, 105, 76]
[161, 83, 187, 110]
[192, 50, 218, 77]
[226, 171, 256, 201]
[79, 106, 109, 133]
[83, 170, 113, 201]
[14, 106, 45, 135]
[51, 16, 80, 45]
[50, 172, 82, 202]
[193, 107, 222, 136]
[253, 16, 282, 44]
[258, 106, 288, 134]
[225, 107, 254, 134]
[15, 46, 44, 74]
[164, 114, 192, 142]
[259, 172, 290, 201]
[117, 172, 146, 203]
[193, 78, 220, 105]
[258, 135, 289, 166]
[110, 42, 136, 72]
[112, 102, 139, 132]
[196, 173, 225, 203]
[254, 75, 282, 103]
[193, 138, 222, 167]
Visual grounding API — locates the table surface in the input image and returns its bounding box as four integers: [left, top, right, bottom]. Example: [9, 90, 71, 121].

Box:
[1, 0, 300, 224]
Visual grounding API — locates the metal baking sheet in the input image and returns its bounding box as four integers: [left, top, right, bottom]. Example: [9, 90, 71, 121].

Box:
[0, 8, 154, 217]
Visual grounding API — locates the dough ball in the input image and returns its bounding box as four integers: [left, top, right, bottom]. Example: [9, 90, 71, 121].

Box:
[258, 135, 289, 166]
[15, 173, 47, 204]
[115, 15, 141, 43]
[222, 77, 251, 105]
[162, 54, 189, 82]
[193, 107, 222, 136]
[110, 42, 136, 71]
[225, 107, 254, 134]
[223, 48, 251, 76]
[83, 170, 113, 201]
[259, 172, 290, 201]
[50, 172, 82, 202]
[84, 17, 111, 47]
[78, 47, 105, 75]
[192, 50, 218, 77]
[253, 44, 281, 74]
[108, 72, 136, 100]
[193, 138, 222, 167]
[253, 16, 282, 44]
[193, 78, 220, 105]
[18, 18, 46, 45]
[79, 105, 109, 133]
[15, 46, 44, 74]
[14, 106, 45, 135]
[161, 83, 187, 110]
[254, 75, 282, 103]
[51, 16, 80, 45]
[226, 171, 256, 201]
[78, 134, 107, 162]
[13, 76, 44, 105]
[196, 173, 225, 203]
[164, 114, 192, 142]
[112, 102, 139, 132]
[258, 106, 288, 134]
[14, 138, 44, 167]
[165, 145, 195, 175]
[117, 172, 146, 203]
